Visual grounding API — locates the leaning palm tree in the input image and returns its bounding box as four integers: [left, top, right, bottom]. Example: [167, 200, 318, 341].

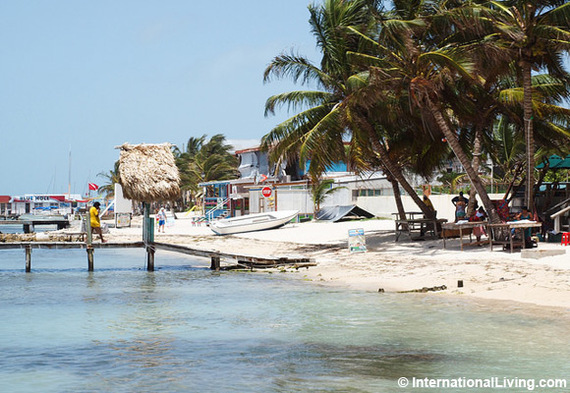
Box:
[482, 0, 570, 210]
[345, 2, 503, 222]
[263, 0, 378, 176]
[263, 0, 438, 220]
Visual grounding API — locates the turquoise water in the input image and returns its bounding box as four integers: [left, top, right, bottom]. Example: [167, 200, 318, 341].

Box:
[0, 248, 568, 392]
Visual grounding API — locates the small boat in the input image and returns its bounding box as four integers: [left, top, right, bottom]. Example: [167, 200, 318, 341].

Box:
[210, 210, 299, 235]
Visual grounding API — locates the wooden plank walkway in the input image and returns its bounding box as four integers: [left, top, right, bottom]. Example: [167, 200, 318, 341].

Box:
[0, 241, 314, 272]
[0, 241, 144, 250]
[152, 242, 313, 269]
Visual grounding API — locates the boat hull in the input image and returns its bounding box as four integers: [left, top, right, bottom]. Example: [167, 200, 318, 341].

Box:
[210, 210, 298, 235]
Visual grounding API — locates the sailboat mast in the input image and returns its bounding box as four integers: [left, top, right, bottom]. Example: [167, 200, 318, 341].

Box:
[68, 146, 72, 198]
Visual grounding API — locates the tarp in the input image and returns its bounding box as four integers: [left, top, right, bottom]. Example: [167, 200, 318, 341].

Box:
[552, 155, 570, 169]
[316, 205, 375, 222]
[536, 154, 570, 169]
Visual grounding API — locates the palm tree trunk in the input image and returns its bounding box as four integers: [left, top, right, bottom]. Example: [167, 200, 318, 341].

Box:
[428, 100, 501, 224]
[467, 126, 483, 214]
[366, 131, 435, 219]
[386, 172, 407, 220]
[502, 163, 524, 201]
[522, 61, 535, 211]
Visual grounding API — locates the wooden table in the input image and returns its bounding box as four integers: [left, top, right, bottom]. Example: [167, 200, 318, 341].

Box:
[487, 221, 542, 253]
[395, 217, 448, 241]
[392, 212, 425, 220]
[442, 221, 489, 251]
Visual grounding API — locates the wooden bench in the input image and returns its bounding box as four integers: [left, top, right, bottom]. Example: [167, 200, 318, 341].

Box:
[395, 218, 447, 241]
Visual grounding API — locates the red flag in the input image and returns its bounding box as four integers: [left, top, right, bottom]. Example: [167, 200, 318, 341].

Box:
[88, 183, 99, 191]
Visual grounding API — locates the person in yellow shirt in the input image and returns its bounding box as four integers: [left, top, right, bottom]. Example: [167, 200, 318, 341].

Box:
[90, 202, 106, 243]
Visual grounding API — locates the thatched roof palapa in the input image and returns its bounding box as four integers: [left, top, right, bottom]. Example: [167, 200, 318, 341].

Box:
[117, 143, 181, 203]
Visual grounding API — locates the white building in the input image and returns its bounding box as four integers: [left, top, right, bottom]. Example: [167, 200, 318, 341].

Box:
[11, 194, 87, 216]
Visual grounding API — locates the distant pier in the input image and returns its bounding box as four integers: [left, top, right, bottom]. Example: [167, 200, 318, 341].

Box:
[0, 219, 70, 233]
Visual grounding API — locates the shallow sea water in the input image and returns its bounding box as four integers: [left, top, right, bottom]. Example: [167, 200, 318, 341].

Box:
[0, 248, 568, 392]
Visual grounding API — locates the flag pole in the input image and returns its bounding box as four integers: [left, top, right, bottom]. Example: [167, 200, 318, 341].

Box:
[68, 146, 72, 199]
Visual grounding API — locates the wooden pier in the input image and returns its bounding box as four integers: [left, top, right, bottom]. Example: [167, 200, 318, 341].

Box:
[0, 241, 314, 272]
[0, 219, 70, 233]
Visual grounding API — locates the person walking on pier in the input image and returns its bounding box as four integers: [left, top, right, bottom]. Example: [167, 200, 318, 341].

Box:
[90, 202, 106, 243]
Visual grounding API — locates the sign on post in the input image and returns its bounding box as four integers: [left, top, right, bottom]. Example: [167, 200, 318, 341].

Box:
[261, 186, 272, 198]
[348, 228, 367, 253]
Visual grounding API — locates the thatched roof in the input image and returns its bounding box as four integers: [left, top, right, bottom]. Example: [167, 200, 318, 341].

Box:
[117, 143, 180, 202]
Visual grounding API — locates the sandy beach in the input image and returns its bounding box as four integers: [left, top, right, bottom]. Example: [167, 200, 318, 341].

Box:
[97, 216, 570, 312]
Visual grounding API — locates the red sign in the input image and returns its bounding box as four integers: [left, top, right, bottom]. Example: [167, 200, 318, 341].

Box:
[261, 187, 272, 198]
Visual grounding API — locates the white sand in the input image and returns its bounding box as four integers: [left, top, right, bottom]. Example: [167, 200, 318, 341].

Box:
[103, 217, 570, 310]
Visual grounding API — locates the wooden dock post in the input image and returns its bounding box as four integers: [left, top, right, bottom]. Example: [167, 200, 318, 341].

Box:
[25, 245, 32, 272]
[142, 203, 154, 244]
[85, 214, 93, 245]
[85, 214, 94, 271]
[142, 203, 156, 271]
[87, 247, 94, 271]
[210, 254, 220, 271]
[146, 246, 155, 271]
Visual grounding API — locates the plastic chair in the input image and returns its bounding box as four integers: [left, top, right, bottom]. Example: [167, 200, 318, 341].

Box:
[562, 232, 570, 246]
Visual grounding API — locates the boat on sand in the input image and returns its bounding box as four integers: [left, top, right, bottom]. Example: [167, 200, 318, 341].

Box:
[210, 210, 299, 235]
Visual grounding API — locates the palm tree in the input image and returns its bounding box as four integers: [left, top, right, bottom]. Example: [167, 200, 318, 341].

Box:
[344, 1, 504, 222]
[174, 134, 239, 207]
[263, 0, 437, 220]
[263, 0, 378, 176]
[482, 0, 570, 210]
[310, 176, 347, 213]
[97, 161, 120, 198]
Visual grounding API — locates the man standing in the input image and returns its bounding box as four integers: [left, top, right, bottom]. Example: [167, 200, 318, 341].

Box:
[90, 202, 106, 243]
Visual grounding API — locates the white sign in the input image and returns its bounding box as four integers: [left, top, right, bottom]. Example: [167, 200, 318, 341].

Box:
[348, 228, 367, 253]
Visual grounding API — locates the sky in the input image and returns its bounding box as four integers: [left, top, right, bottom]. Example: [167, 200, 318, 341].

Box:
[0, 0, 320, 196]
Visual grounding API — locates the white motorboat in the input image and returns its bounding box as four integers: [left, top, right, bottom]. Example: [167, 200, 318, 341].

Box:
[210, 210, 299, 235]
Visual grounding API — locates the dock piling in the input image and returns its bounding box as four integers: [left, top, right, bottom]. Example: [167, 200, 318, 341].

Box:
[87, 247, 94, 271]
[146, 246, 155, 271]
[25, 245, 32, 272]
[210, 254, 220, 271]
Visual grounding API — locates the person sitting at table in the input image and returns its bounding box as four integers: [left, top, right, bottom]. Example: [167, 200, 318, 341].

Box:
[468, 209, 485, 243]
[516, 206, 534, 247]
[475, 206, 486, 220]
